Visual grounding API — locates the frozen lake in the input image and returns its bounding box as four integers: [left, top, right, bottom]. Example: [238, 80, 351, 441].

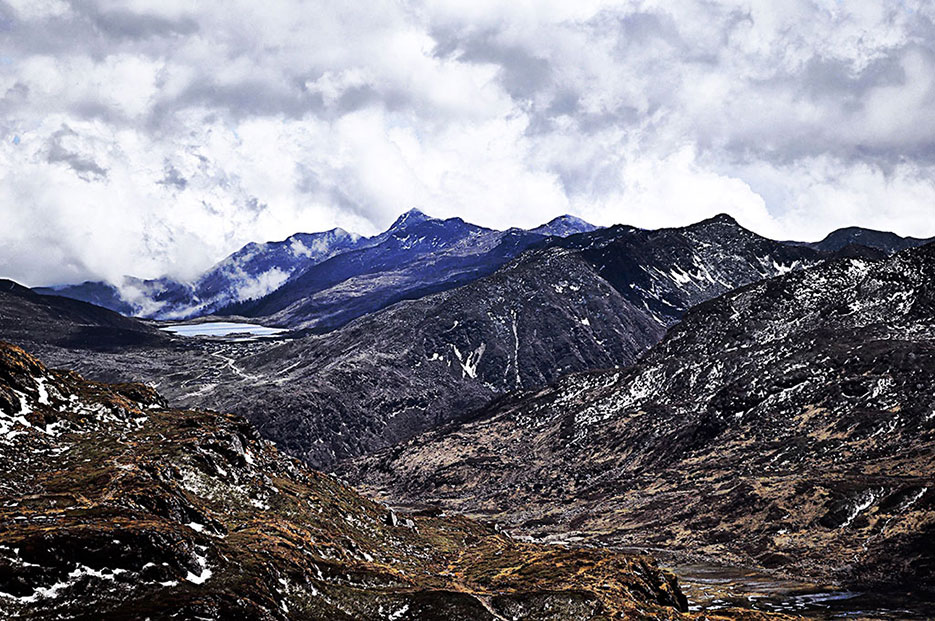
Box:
[159, 321, 287, 338]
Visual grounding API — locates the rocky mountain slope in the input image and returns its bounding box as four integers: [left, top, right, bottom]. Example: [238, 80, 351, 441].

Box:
[0, 341, 791, 621]
[172, 213, 866, 468]
[343, 242, 935, 596]
[167, 216, 882, 468]
[234, 212, 882, 332]
[541, 214, 882, 326]
[33, 212, 921, 332]
[179, 248, 665, 467]
[6, 216, 885, 473]
[0, 279, 165, 351]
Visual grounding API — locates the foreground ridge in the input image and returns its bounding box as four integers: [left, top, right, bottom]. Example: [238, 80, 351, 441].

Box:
[0, 341, 788, 620]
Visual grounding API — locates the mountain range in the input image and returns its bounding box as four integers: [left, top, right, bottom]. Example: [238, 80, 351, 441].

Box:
[34, 226, 366, 320]
[7, 213, 897, 470]
[35, 211, 925, 334]
[3, 209, 935, 617]
[34, 210, 598, 330]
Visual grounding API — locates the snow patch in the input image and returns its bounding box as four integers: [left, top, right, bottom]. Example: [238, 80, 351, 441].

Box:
[185, 551, 212, 585]
[841, 488, 883, 529]
[451, 343, 485, 379]
[35, 377, 50, 405]
[0, 565, 127, 603]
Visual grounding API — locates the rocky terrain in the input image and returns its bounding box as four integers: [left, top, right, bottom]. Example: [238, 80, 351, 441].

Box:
[188, 214, 879, 468]
[5, 216, 896, 473]
[177, 248, 665, 467]
[5, 217, 935, 617]
[3, 247, 663, 469]
[540, 214, 886, 326]
[344, 242, 935, 597]
[0, 341, 798, 621]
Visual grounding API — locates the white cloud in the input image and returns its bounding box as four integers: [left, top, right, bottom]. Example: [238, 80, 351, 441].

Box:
[4, 0, 70, 20]
[1, 0, 934, 286]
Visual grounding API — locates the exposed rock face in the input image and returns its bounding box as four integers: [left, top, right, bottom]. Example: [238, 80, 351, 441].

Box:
[0, 341, 737, 620]
[187, 248, 665, 467]
[343, 243, 935, 595]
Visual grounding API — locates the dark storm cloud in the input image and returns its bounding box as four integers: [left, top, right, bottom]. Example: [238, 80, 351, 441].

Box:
[799, 54, 906, 101]
[432, 27, 553, 101]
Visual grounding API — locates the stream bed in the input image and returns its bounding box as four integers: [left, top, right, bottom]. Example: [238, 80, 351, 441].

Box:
[669, 562, 930, 619]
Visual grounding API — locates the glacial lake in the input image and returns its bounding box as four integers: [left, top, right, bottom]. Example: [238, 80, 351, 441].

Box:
[159, 321, 288, 338]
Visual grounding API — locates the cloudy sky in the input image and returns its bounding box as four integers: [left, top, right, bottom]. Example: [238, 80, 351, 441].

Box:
[2, 0, 935, 286]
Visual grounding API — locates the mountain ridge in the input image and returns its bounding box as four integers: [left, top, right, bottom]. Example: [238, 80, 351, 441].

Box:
[32, 211, 593, 328]
[342, 241, 935, 594]
[30, 212, 931, 333]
